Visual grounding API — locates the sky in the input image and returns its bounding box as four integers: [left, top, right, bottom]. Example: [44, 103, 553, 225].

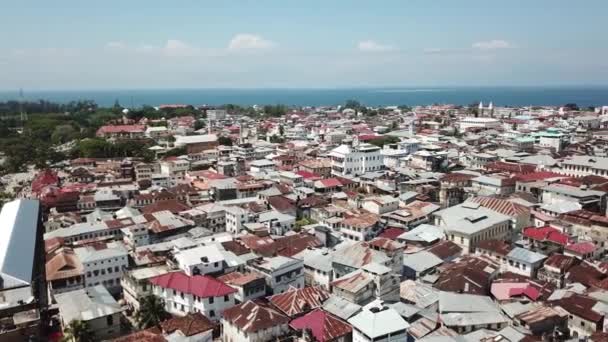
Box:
[1, 0, 607, 90]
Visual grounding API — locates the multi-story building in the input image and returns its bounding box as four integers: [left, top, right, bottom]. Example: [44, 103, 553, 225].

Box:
[330, 143, 384, 176]
[338, 213, 381, 242]
[225, 206, 250, 234]
[121, 265, 170, 311]
[433, 202, 511, 253]
[96, 125, 146, 140]
[46, 248, 85, 294]
[55, 285, 123, 340]
[160, 158, 190, 184]
[559, 155, 608, 177]
[149, 271, 237, 320]
[247, 256, 304, 295]
[75, 241, 129, 293]
[458, 117, 501, 132]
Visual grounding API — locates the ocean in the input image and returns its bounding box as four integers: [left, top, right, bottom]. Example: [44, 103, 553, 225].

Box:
[0, 86, 607, 108]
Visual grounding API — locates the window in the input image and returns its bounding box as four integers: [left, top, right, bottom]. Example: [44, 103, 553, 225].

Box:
[209, 297, 214, 304]
[209, 310, 215, 317]
[107, 315, 114, 326]
[224, 295, 229, 302]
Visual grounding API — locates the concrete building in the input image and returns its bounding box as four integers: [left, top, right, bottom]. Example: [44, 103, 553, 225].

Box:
[55, 285, 123, 340]
[330, 143, 384, 176]
[247, 256, 304, 295]
[348, 303, 409, 342]
[433, 202, 511, 253]
[74, 241, 129, 293]
[149, 271, 237, 320]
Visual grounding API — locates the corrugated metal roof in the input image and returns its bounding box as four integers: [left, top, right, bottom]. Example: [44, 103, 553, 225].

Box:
[0, 199, 40, 288]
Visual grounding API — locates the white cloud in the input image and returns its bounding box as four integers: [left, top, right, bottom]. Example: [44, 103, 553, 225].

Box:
[423, 48, 444, 54]
[358, 40, 395, 52]
[472, 39, 512, 50]
[105, 41, 126, 49]
[228, 34, 275, 51]
[163, 39, 199, 57]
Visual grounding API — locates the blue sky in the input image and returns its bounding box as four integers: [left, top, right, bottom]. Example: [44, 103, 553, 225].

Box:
[1, 0, 607, 89]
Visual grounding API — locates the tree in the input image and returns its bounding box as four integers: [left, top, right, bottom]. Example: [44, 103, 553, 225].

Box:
[51, 124, 77, 144]
[135, 295, 170, 329]
[63, 320, 94, 342]
[563, 103, 579, 111]
[344, 99, 361, 109]
[279, 124, 284, 136]
[269, 135, 285, 143]
[218, 136, 233, 146]
[369, 136, 400, 147]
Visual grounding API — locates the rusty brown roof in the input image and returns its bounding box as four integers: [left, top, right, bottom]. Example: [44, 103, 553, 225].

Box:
[269, 286, 331, 317]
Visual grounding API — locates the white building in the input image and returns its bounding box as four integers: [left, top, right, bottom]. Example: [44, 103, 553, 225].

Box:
[121, 265, 171, 311]
[55, 285, 123, 341]
[248, 256, 304, 295]
[459, 117, 501, 132]
[503, 247, 547, 278]
[559, 156, 608, 177]
[361, 196, 399, 215]
[121, 223, 150, 249]
[160, 158, 190, 184]
[433, 202, 511, 253]
[348, 303, 409, 342]
[175, 244, 225, 276]
[258, 210, 296, 236]
[249, 159, 276, 173]
[74, 241, 129, 293]
[207, 109, 227, 121]
[225, 206, 250, 234]
[330, 143, 384, 176]
[149, 271, 237, 320]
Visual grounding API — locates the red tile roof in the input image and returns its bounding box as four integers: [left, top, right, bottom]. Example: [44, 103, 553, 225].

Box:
[556, 294, 603, 322]
[269, 286, 330, 317]
[318, 178, 343, 188]
[475, 239, 512, 256]
[295, 170, 322, 180]
[485, 161, 536, 174]
[523, 226, 570, 246]
[565, 241, 597, 255]
[149, 272, 236, 298]
[160, 312, 215, 336]
[289, 309, 352, 342]
[543, 254, 579, 271]
[513, 171, 563, 182]
[142, 199, 190, 215]
[223, 300, 290, 333]
[97, 124, 146, 135]
[469, 196, 529, 217]
[32, 169, 59, 194]
[378, 227, 406, 240]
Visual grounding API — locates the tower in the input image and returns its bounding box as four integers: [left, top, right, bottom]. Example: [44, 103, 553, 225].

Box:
[488, 102, 494, 117]
[19, 88, 27, 121]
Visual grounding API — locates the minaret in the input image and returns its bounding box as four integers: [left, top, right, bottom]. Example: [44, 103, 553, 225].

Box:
[478, 101, 483, 117]
[488, 102, 494, 117]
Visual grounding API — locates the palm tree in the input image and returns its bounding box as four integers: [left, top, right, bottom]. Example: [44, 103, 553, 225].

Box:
[135, 294, 170, 329]
[62, 320, 93, 342]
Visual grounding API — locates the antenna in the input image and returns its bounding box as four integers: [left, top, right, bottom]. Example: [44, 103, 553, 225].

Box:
[19, 88, 27, 121]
